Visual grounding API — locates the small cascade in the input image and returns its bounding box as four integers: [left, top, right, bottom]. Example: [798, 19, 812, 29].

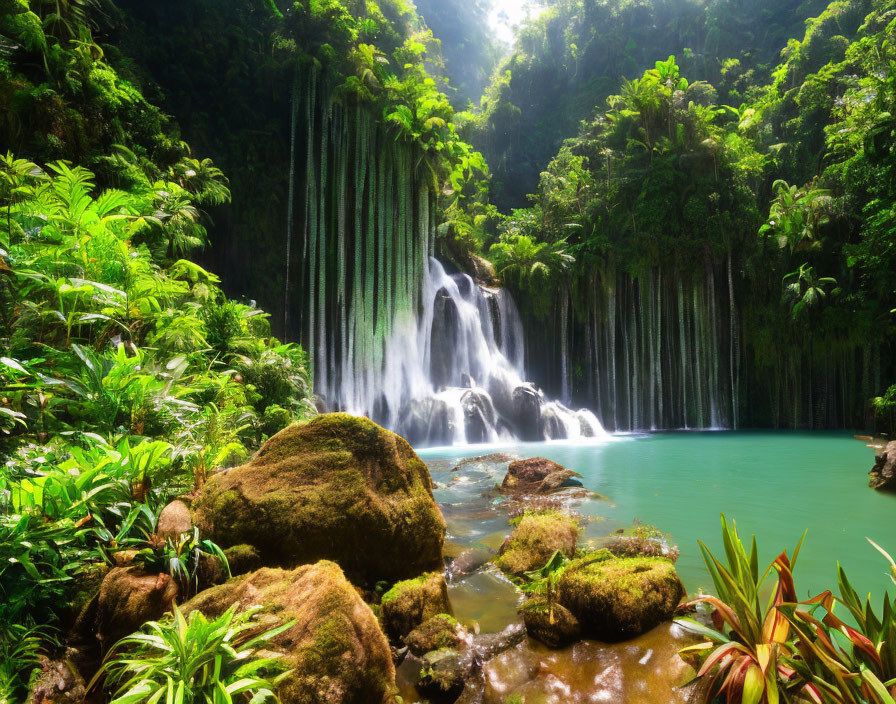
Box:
[320, 259, 611, 446]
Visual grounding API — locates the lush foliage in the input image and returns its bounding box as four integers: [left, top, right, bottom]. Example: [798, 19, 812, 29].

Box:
[91, 605, 292, 704]
[462, 0, 830, 210]
[0, 153, 314, 689]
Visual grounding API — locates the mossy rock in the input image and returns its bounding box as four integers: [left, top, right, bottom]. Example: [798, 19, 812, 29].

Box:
[96, 567, 178, 652]
[557, 553, 685, 641]
[519, 597, 581, 648]
[193, 413, 446, 584]
[495, 511, 578, 576]
[405, 614, 462, 656]
[183, 561, 395, 704]
[381, 572, 451, 641]
[223, 544, 263, 575]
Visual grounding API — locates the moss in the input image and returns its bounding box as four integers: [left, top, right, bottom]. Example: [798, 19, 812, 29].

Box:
[496, 510, 579, 576]
[193, 413, 446, 584]
[405, 613, 461, 656]
[380, 572, 451, 641]
[183, 561, 396, 704]
[519, 597, 581, 649]
[557, 553, 685, 641]
[223, 544, 262, 575]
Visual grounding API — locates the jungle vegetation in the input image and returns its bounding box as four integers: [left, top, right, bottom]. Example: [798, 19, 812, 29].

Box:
[1, 0, 895, 698]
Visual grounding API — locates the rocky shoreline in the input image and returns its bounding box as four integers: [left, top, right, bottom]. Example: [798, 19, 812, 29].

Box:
[48, 414, 695, 703]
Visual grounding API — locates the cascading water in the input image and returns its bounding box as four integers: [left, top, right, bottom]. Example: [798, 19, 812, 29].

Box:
[323, 259, 609, 446]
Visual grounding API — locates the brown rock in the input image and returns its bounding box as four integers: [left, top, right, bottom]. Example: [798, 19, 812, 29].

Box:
[869, 441, 896, 491]
[156, 500, 192, 540]
[520, 598, 581, 648]
[501, 457, 581, 495]
[96, 568, 178, 651]
[183, 561, 395, 704]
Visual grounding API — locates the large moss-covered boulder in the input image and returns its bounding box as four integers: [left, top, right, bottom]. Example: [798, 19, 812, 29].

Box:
[193, 413, 446, 583]
[183, 561, 395, 704]
[557, 553, 685, 641]
[381, 571, 452, 641]
[496, 511, 578, 576]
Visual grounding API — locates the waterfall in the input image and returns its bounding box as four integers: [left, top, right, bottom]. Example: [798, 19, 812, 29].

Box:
[543, 261, 738, 432]
[280, 66, 608, 446]
[347, 259, 609, 446]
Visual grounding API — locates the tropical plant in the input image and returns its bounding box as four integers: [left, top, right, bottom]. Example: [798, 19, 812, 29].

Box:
[134, 527, 230, 599]
[782, 264, 837, 320]
[90, 605, 292, 704]
[0, 621, 48, 704]
[676, 515, 807, 704]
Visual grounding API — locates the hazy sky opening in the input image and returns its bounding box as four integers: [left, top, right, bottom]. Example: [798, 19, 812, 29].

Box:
[488, 0, 546, 46]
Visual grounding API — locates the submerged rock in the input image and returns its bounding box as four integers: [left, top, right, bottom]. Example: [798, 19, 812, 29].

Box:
[500, 457, 581, 495]
[96, 567, 178, 652]
[495, 510, 579, 576]
[381, 572, 452, 641]
[452, 453, 517, 471]
[557, 553, 685, 641]
[183, 561, 395, 704]
[869, 440, 896, 491]
[406, 614, 464, 656]
[519, 597, 581, 648]
[193, 413, 446, 584]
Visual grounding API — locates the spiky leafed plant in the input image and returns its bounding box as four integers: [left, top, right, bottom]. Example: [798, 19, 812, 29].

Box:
[676, 515, 808, 704]
[90, 604, 292, 704]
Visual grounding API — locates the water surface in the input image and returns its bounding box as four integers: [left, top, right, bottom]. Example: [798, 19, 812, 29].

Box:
[420, 431, 893, 602]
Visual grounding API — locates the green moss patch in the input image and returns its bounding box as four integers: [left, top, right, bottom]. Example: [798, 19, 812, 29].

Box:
[192, 413, 446, 585]
[557, 553, 685, 641]
[496, 510, 579, 576]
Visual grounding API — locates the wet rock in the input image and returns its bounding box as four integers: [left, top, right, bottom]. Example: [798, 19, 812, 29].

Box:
[540, 404, 568, 439]
[869, 441, 896, 491]
[156, 500, 192, 540]
[430, 290, 461, 389]
[415, 624, 526, 704]
[452, 453, 517, 471]
[557, 552, 685, 641]
[399, 398, 454, 447]
[418, 648, 466, 703]
[406, 614, 463, 656]
[96, 568, 178, 652]
[512, 385, 542, 440]
[461, 390, 496, 444]
[193, 413, 446, 584]
[381, 572, 452, 641]
[446, 547, 492, 581]
[496, 511, 579, 576]
[29, 656, 86, 704]
[501, 457, 581, 495]
[183, 561, 395, 704]
[519, 597, 581, 648]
